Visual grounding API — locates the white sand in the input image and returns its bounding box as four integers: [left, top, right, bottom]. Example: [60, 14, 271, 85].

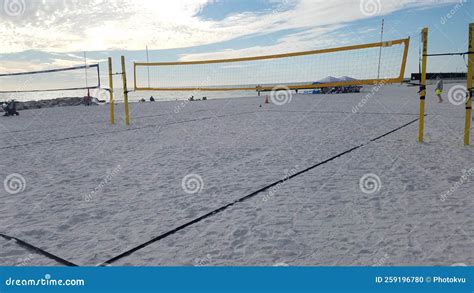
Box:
[0, 84, 472, 266]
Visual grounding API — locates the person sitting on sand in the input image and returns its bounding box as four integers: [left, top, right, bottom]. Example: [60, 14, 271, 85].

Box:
[3, 100, 19, 116]
[435, 76, 444, 103]
[150, 96, 155, 102]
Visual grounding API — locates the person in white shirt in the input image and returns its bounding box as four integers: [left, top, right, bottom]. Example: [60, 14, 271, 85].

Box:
[435, 76, 444, 103]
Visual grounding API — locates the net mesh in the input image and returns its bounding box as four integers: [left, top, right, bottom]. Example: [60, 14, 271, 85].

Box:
[0, 64, 100, 93]
[135, 39, 409, 91]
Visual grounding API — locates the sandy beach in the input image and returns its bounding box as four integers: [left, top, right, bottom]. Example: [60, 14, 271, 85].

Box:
[0, 83, 472, 267]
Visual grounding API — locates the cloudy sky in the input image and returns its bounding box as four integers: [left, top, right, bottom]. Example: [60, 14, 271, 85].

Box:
[0, 0, 472, 88]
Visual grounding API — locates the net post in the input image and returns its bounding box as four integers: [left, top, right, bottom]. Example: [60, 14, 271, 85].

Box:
[121, 56, 130, 126]
[399, 38, 410, 81]
[108, 57, 115, 124]
[96, 63, 101, 88]
[133, 62, 137, 91]
[464, 23, 474, 146]
[418, 28, 428, 143]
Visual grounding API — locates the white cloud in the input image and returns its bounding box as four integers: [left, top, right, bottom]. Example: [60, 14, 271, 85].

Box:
[177, 0, 459, 61]
[178, 26, 343, 62]
[0, 0, 458, 55]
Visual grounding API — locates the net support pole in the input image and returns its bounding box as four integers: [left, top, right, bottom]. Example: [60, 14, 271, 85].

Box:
[464, 23, 474, 146]
[121, 56, 130, 126]
[108, 57, 115, 124]
[418, 28, 428, 143]
[133, 62, 137, 91]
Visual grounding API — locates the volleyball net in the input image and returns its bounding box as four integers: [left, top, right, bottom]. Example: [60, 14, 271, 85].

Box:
[134, 38, 410, 92]
[0, 64, 101, 93]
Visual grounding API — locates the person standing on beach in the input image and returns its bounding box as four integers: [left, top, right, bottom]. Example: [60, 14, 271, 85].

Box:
[435, 76, 444, 103]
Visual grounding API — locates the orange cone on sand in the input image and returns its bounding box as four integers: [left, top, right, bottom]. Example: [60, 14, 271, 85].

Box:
[264, 95, 270, 104]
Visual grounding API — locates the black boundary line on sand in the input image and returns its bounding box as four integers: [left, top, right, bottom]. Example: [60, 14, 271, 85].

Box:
[99, 116, 422, 266]
[0, 233, 78, 266]
[0, 111, 258, 150]
[2, 108, 217, 135]
[265, 110, 419, 116]
[1, 112, 173, 135]
[2, 110, 417, 136]
[1, 109, 417, 150]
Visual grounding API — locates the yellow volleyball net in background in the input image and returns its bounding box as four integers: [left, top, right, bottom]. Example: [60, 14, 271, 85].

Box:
[133, 38, 410, 92]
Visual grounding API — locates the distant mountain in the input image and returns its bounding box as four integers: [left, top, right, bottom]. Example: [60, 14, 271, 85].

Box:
[313, 76, 342, 84]
[339, 76, 357, 81]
